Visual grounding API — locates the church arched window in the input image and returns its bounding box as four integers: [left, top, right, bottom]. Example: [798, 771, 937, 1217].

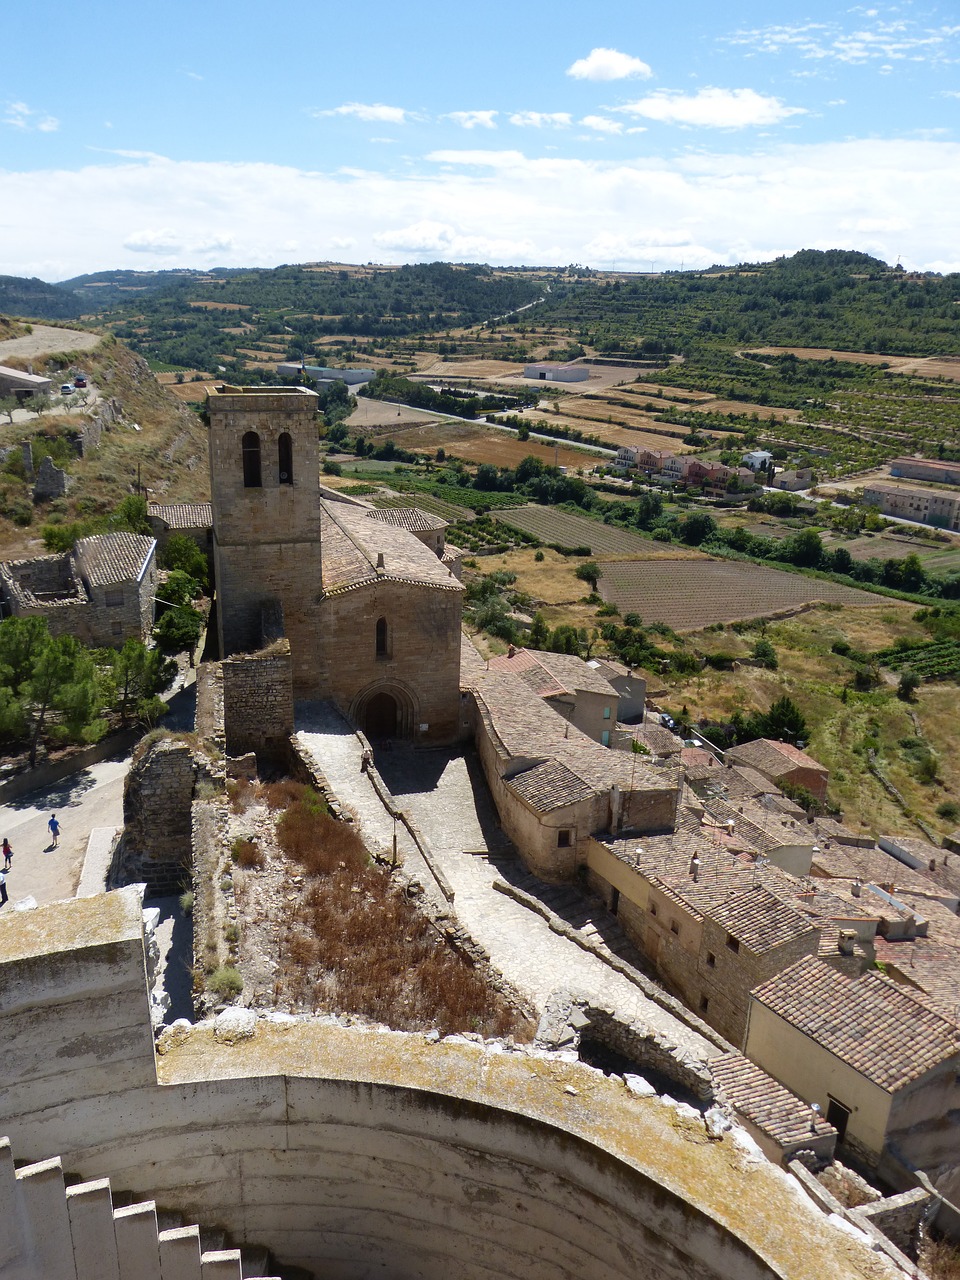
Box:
[242, 431, 262, 488]
[375, 616, 389, 659]
[278, 432, 293, 485]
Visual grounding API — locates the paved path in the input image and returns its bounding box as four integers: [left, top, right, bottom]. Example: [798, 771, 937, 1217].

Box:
[295, 709, 717, 1060]
[295, 704, 445, 906]
[0, 757, 129, 909]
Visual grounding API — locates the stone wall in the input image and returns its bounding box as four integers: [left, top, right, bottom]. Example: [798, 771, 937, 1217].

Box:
[221, 642, 294, 760]
[114, 737, 198, 894]
[32, 455, 72, 501]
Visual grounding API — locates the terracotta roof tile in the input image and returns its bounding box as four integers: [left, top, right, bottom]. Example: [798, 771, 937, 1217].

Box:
[710, 886, 819, 954]
[148, 502, 212, 530]
[319, 500, 463, 596]
[712, 1052, 836, 1148]
[75, 532, 155, 586]
[507, 759, 596, 813]
[365, 506, 447, 532]
[751, 956, 960, 1091]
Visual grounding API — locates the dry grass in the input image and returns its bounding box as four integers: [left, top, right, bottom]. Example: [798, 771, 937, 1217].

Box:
[261, 782, 531, 1038]
[921, 1239, 960, 1279]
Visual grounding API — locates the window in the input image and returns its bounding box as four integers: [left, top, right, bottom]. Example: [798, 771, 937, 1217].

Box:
[278, 432, 293, 485]
[110, 620, 123, 636]
[670, 920, 680, 936]
[725, 933, 740, 954]
[242, 431, 262, 488]
[649, 902, 657, 917]
[706, 952, 716, 968]
[603, 706, 611, 720]
[105, 588, 124, 608]
[601, 730, 610, 747]
[699, 996, 709, 1013]
[375, 616, 389, 659]
[557, 829, 572, 848]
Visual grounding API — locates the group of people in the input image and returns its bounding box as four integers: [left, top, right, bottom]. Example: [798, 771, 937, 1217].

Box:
[0, 813, 59, 909]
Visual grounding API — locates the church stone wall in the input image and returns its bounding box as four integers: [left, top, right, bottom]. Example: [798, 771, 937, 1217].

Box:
[314, 580, 463, 744]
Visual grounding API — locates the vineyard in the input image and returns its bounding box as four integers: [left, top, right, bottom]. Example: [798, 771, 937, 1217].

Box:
[874, 640, 960, 682]
[598, 560, 878, 630]
[369, 491, 474, 523]
[495, 506, 701, 558]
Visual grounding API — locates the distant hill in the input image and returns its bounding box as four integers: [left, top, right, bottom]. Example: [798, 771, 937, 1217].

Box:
[0, 275, 83, 321]
[59, 268, 244, 309]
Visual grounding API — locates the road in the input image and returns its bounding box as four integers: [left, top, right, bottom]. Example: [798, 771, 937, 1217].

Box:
[0, 757, 129, 910]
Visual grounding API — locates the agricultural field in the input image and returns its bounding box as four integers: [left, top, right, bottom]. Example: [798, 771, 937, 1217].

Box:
[599, 559, 878, 630]
[345, 417, 596, 472]
[749, 347, 960, 383]
[495, 506, 698, 557]
[875, 640, 960, 682]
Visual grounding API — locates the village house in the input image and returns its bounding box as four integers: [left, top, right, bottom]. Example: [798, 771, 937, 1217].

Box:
[773, 468, 815, 492]
[462, 640, 680, 882]
[487, 646, 620, 745]
[0, 531, 157, 648]
[585, 656, 646, 723]
[746, 956, 960, 1191]
[724, 739, 830, 804]
[862, 482, 960, 531]
[889, 456, 960, 487]
[147, 501, 213, 562]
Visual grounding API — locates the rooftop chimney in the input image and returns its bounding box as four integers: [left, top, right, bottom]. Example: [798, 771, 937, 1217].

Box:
[376, 552, 385, 570]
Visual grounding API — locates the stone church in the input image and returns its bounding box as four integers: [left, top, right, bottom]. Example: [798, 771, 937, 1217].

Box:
[207, 385, 464, 743]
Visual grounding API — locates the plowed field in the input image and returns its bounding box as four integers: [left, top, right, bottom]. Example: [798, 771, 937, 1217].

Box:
[496, 507, 700, 557]
[599, 560, 878, 630]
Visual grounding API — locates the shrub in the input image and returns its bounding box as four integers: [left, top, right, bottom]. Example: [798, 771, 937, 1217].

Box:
[936, 801, 960, 823]
[179, 890, 194, 915]
[752, 638, 778, 670]
[153, 605, 204, 653]
[207, 965, 243, 998]
[231, 838, 264, 869]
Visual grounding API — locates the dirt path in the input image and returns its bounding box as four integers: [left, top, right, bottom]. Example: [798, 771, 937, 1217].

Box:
[0, 325, 101, 362]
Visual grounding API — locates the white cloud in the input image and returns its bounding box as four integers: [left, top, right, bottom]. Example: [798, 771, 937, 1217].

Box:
[3, 140, 960, 280]
[509, 111, 572, 128]
[445, 110, 498, 129]
[566, 47, 653, 81]
[315, 102, 409, 124]
[726, 18, 960, 67]
[580, 115, 623, 135]
[184, 70, 203, 81]
[618, 87, 806, 128]
[4, 101, 59, 132]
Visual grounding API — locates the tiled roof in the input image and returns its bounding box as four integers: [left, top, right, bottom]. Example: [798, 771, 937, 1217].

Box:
[710, 886, 819, 954]
[726, 739, 828, 779]
[148, 502, 212, 530]
[751, 956, 960, 1091]
[487, 647, 618, 699]
[75, 532, 155, 587]
[712, 1052, 836, 1148]
[507, 759, 597, 813]
[635, 725, 683, 757]
[319, 500, 463, 596]
[811, 842, 943, 896]
[365, 506, 447, 532]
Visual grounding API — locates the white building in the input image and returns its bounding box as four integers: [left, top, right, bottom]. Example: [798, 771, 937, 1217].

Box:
[523, 363, 589, 383]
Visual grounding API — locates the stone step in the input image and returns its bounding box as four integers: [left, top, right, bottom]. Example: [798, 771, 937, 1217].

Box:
[240, 1244, 272, 1276]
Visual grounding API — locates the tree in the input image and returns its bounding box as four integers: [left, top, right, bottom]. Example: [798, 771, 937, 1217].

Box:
[161, 570, 201, 608]
[159, 534, 209, 592]
[0, 395, 18, 424]
[21, 633, 103, 766]
[528, 613, 549, 649]
[897, 671, 920, 702]
[752, 638, 778, 670]
[104, 639, 176, 726]
[679, 512, 716, 546]
[574, 561, 601, 590]
[154, 606, 204, 654]
[760, 695, 807, 744]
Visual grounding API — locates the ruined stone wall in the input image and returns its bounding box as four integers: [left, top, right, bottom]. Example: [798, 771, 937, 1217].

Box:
[221, 643, 294, 759]
[114, 738, 197, 894]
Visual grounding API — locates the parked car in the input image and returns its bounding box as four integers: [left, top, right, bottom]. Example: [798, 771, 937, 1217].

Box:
[73, 375, 87, 388]
[60, 384, 73, 395]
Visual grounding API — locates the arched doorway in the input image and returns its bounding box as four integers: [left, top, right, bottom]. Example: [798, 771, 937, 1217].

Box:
[364, 691, 398, 740]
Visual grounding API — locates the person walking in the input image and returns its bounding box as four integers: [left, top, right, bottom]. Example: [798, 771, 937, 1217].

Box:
[48, 813, 60, 848]
[0, 867, 7, 908]
[1, 838, 11, 870]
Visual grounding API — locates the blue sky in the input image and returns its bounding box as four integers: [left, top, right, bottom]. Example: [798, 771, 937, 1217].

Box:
[2, 0, 959, 279]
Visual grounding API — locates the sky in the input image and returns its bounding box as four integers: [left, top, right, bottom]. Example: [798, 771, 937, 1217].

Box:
[1, 0, 959, 281]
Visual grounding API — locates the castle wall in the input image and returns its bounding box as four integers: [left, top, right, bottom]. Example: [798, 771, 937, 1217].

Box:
[116, 740, 197, 894]
[0, 891, 901, 1280]
[221, 643, 294, 758]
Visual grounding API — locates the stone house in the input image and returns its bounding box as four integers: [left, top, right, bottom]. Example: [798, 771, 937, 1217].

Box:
[487, 646, 620, 745]
[463, 641, 679, 882]
[147, 501, 213, 564]
[0, 531, 157, 647]
[889, 457, 960, 487]
[586, 828, 821, 1046]
[746, 956, 960, 1185]
[724, 739, 829, 804]
[586, 656, 646, 723]
[862, 482, 960, 532]
[774, 468, 815, 492]
[207, 386, 464, 744]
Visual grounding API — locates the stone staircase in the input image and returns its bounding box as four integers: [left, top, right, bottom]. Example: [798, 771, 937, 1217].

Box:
[494, 859, 652, 971]
[1, 1136, 313, 1280]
